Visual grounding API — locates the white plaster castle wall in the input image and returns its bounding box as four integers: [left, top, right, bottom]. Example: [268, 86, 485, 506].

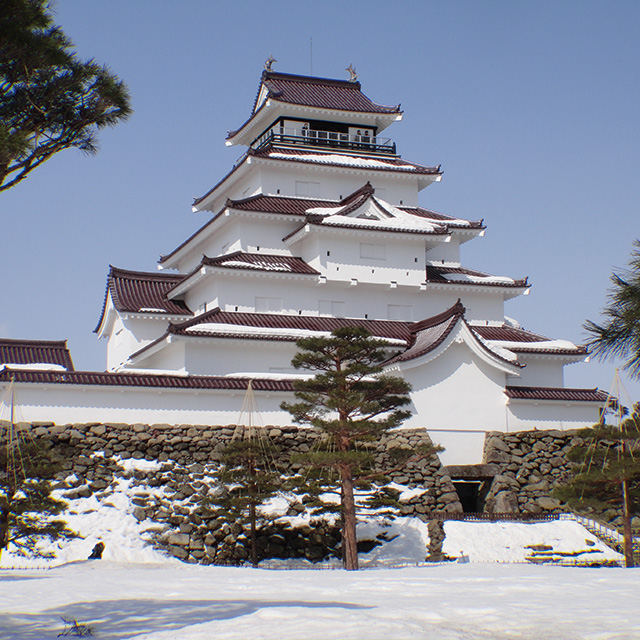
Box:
[235, 216, 300, 255]
[135, 340, 186, 372]
[304, 233, 427, 287]
[259, 163, 420, 206]
[2, 383, 291, 427]
[173, 219, 244, 273]
[442, 290, 506, 323]
[506, 401, 600, 431]
[426, 239, 461, 265]
[509, 357, 565, 388]
[202, 167, 263, 214]
[398, 342, 509, 463]
[106, 315, 172, 371]
[183, 339, 298, 377]
[179, 273, 505, 324]
[0, 376, 601, 466]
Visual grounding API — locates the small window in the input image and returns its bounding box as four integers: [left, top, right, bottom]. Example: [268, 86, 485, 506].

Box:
[360, 243, 386, 260]
[319, 300, 345, 317]
[388, 304, 413, 321]
[295, 181, 320, 197]
[255, 297, 282, 313]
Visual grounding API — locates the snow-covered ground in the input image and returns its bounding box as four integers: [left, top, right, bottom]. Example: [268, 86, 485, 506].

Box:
[2, 560, 639, 640]
[1, 515, 636, 640]
[1, 458, 636, 639]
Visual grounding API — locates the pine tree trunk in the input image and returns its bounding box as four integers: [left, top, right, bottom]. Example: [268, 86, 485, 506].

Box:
[341, 467, 359, 571]
[622, 477, 635, 568]
[0, 506, 8, 552]
[250, 501, 257, 567]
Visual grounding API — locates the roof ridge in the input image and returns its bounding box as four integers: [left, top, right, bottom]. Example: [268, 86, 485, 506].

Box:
[0, 337, 68, 347]
[410, 300, 466, 333]
[262, 69, 362, 89]
[109, 265, 185, 282]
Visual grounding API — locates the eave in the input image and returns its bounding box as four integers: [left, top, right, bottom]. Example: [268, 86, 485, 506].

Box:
[505, 386, 608, 405]
[160, 206, 307, 271]
[386, 316, 522, 376]
[424, 281, 531, 301]
[166, 260, 320, 301]
[283, 220, 450, 248]
[226, 99, 403, 148]
[95, 292, 117, 339]
[191, 155, 252, 213]
[251, 150, 442, 191]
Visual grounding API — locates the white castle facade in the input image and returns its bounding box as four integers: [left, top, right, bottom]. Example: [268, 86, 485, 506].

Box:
[0, 68, 606, 464]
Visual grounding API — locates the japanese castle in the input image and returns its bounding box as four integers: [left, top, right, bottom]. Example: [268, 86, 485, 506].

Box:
[0, 65, 607, 464]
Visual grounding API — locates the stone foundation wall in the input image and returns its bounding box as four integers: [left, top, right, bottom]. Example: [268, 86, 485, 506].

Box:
[482, 429, 638, 531]
[2, 421, 463, 564]
[482, 429, 577, 514]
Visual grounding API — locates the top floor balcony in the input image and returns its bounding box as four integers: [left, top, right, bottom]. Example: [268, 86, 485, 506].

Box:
[254, 125, 397, 156]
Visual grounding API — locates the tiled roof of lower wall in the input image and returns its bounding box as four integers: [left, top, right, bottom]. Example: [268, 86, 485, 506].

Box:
[0, 339, 74, 370]
[0, 369, 295, 392]
[505, 386, 608, 402]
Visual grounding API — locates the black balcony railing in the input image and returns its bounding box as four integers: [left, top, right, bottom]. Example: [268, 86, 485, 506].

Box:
[254, 127, 397, 155]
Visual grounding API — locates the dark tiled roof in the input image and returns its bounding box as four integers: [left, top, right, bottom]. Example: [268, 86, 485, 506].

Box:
[285, 217, 448, 240]
[161, 194, 315, 266]
[0, 368, 295, 392]
[253, 147, 442, 175]
[386, 302, 465, 364]
[228, 194, 331, 215]
[427, 265, 529, 288]
[169, 309, 414, 342]
[386, 301, 521, 369]
[256, 71, 401, 114]
[472, 325, 587, 355]
[505, 386, 608, 403]
[0, 338, 74, 371]
[192, 152, 249, 207]
[227, 71, 402, 140]
[472, 325, 550, 343]
[164, 191, 384, 266]
[95, 267, 192, 333]
[399, 206, 484, 229]
[201, 252, 319, 275]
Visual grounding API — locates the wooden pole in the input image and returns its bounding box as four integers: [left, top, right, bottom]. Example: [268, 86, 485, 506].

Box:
[622, 473, 634, 568]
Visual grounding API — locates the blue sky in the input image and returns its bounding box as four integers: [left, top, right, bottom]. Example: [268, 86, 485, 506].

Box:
[2, 0, 640, 402]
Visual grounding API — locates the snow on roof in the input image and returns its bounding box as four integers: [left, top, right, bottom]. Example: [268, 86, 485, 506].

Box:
[223, 260, 291, 271]
[399, 206, 483, 229]
[427, 266, 528, 289]
[473, 333, 520, 363]
[0, 338, 75, 371]
[95, 267, 192, 333]
[266, 151, 432, 174]
[0, 362, 68, 373]
[489, 338, 581, 352]
[182, 322, 407, 345]
[202, 252, 319, 275]
[306, 196, 442, 234]
[443, 272, 516, 285]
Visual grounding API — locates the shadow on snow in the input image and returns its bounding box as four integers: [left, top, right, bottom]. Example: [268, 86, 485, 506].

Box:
[1, 597, 372, 639]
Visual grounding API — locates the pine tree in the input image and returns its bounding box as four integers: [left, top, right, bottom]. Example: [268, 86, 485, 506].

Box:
[585, 240, 640, 379]
[0, 0, 131, 192]
[554, 404, 640, 568]
[281, 326, 442, 571]
[209, 430, 281, 566]
[0, 437, 76, 559]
